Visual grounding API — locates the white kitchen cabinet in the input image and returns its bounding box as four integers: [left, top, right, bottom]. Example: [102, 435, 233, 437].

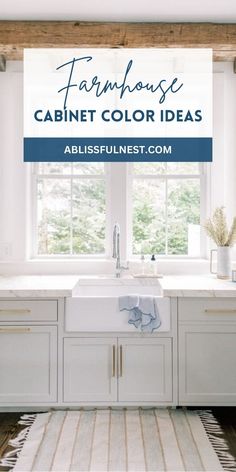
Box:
[0, 325, 57, 403]
[0, 300, 58, 322]
[63, 337, 173, 403]
[118, 338, 172, 402]
[64, 337, 117, 402]
[178, 298, 236, 405]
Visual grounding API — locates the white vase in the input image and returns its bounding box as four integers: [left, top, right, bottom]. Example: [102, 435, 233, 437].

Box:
[210, 246, 231, 279]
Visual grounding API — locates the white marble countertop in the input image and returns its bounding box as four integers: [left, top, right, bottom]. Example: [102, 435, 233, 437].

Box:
[158, 275, 236, 297]
[0, 274, 236, 298]
[73, 274, 236, 297]
[0, 275, 79, 298]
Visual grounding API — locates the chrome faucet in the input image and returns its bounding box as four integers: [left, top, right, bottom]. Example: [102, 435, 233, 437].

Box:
[112, 223, 129, 278]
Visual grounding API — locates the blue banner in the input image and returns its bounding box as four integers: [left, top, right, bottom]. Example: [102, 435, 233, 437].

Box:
[24, 137, 212, 162]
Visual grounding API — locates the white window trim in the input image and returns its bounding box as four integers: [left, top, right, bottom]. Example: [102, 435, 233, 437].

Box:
[30, 161, 208, 261]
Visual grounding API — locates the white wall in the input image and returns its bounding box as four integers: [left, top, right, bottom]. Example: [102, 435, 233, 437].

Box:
[211, 63, 236, 260]
[2, 0, 236, 22]
[0, 61, 235, 275]
[0, 61, 26, 262]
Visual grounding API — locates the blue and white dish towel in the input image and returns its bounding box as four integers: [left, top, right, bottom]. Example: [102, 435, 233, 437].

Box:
[119, 295, 161, 333]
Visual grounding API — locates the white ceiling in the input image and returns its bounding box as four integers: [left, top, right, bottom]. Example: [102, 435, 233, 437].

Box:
[1, 0, 236, 22]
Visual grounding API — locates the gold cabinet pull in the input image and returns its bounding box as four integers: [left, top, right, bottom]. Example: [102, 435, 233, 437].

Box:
[0, 309, 31, 314]
[112, 344, 116, 377]
[0, 328, 31, 333]
[119, 345, 123, 377]
[204, 309, 236, 314]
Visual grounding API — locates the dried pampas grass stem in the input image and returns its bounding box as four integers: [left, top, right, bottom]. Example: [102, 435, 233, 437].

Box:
[204, 207, 236, 247]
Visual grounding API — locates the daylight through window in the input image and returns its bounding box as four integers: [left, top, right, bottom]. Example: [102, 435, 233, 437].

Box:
[33, 162, 204, 258]
[34, 163, 106, 256]
[132, 162, 203, 256]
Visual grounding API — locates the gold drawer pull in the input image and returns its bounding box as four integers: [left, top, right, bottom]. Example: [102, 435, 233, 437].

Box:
[0, 328, 31, 333]
[119, 345, 123, 377]
[112, 345, 116, 377]
[205, 309, 236, 314]
[0, 309, 31, 314]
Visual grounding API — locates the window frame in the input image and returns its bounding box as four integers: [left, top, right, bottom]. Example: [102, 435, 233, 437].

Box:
[30, 163, 111, 259]
[129, 163, 208, 259]
[30, 162, 208, 260]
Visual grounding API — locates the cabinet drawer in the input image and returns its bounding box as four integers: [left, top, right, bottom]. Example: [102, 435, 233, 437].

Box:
[0, 300, 57, 322]
[179, 298, 236, 322]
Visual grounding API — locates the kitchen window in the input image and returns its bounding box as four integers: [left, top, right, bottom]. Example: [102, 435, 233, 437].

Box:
[32, 163, 107, 256]
[32, 162, 206, 258]
[131, 162, 205, 257]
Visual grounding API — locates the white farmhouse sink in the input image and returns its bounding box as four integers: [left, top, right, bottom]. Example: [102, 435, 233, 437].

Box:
[66, 277, 170, 333]
[72, 276, 163, 297]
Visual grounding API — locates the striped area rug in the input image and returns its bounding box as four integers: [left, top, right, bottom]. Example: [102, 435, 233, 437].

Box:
[1, 409, 236, 472]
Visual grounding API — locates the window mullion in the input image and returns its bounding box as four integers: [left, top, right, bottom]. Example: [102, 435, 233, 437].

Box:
[110, 163, 128, 261]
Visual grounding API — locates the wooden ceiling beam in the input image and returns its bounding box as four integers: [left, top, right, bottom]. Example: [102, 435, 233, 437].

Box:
[0, 21, 236, 61]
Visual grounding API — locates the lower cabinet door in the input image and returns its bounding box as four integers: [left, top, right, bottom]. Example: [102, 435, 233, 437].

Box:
[179, 324, 236, 404]
[64, 337, 117, 402]
[118, 337, 173, 402]
[0, 325, 57, 403]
